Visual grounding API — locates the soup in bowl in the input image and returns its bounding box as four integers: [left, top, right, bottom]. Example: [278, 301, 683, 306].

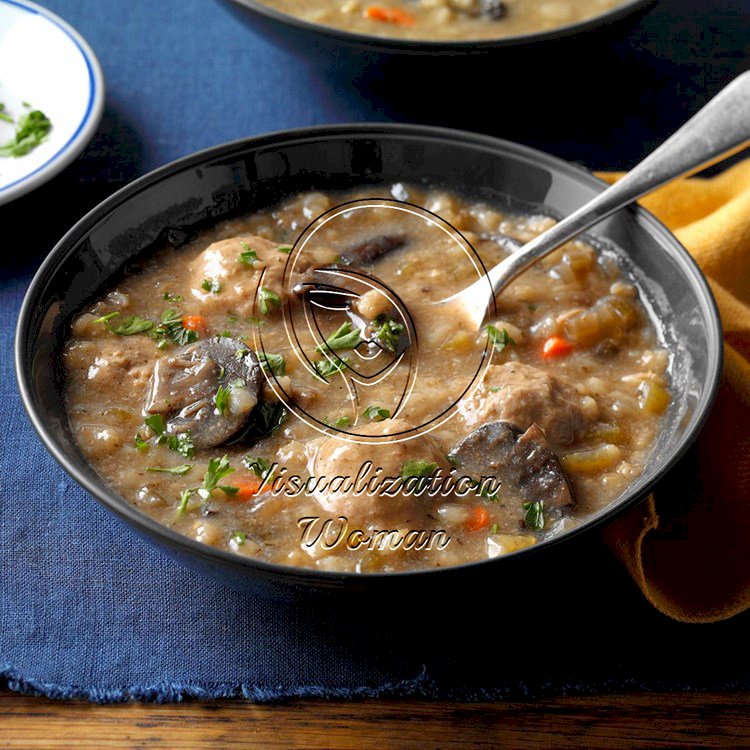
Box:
[16, 126, 720, 592]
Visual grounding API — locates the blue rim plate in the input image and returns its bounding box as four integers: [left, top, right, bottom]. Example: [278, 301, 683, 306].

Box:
[0, 0, 104, 206]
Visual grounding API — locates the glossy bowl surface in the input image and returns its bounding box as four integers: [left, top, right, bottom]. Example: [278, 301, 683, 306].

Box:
[15, 124, 721, 597]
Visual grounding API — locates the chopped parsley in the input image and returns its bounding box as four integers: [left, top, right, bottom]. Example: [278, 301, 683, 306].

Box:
[152, 309, 199, 347]
[163, 292, 183, 302]
[143, 414, 195, 459]
[245, 315, 265, 327]
[199, 455, 238, 498]
[334, 415, 351, 428]
[490, 523, 499, 534]
[94, 311, 153, 336]
[231, 531, 247, 545]
[239, 241, 258, 266]
[134, 433, 149, 451]
[316, 321, 362, 354]
[523, 500, 545, 532]
[372, 315, 404, 353]
[214, 385, 231, 416]
[257, 351, 286, 377]
[363, 404, 390, 422]
[258, 287, 281, 315]
[178, 456, 239, 513]
[401, 460, 437, 479]
[246, 402, 287, 438]
[313, 356, 349, 380]
[242, 455, 273, 480]
[277, 245, 292, 254]
[147, 464, 193, 476]
[0, 103, 12, 124]
[400, 460, 437, 493]
[486, 325, 515, 354]
[201, 278, 221, 294]
[0, 108, 52, 158]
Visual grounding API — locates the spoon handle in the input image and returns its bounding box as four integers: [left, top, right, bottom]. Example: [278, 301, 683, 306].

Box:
[485, 70, 750, 299]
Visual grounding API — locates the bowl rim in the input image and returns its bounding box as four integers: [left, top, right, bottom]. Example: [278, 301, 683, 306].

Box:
[15, 122, 723, 585]
[0, 0, 105, 206]
[224, 0, 654, 53]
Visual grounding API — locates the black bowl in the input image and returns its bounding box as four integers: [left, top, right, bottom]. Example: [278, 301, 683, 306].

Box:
[15, 124, 721, 599]
[222, 0, 655, 56]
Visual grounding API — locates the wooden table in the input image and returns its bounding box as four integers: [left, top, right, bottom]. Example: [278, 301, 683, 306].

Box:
[2, 689, 749, 748]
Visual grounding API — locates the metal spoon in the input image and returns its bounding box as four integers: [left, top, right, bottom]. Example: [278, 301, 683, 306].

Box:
[440, 70, 750, 329]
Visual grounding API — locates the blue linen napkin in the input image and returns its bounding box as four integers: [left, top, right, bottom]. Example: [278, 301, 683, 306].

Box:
[2, 0, 749, 702]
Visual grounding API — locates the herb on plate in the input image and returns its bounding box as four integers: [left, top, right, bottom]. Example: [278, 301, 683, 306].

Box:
[0, 108, 52, 158]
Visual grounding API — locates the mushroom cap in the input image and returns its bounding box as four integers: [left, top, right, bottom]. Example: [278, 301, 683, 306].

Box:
[146, 336, 262, 449]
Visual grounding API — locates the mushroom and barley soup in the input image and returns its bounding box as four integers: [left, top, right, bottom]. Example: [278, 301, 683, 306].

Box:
[257, 0, 628, 41]
[64, 184, 671, 573]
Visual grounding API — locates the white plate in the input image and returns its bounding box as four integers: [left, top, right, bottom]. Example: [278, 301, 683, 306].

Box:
[0, 0, 104, 205]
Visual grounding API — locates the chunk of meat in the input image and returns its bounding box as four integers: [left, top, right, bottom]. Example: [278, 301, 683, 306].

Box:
[311, 418, 447, 527]
[146, 337, 262, 449]
[448, 421, 573, 509]
[188, 234, 288, 317]
[459, 362, 597, 446]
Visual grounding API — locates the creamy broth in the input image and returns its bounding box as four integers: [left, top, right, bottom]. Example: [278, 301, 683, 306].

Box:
[63, 184, 670, 573]
[258, 0, 628, 41]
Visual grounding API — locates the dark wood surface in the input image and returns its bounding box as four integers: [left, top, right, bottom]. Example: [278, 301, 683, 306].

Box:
[2, 690, 749, 748]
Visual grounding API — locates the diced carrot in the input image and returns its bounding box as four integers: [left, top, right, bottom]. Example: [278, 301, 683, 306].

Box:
[232, 479, 263, 501]
[466, 506, 490, 532]
[364, 5, 416, 25]
[182, 315, 208, 336]
[542, 335, 573, 358]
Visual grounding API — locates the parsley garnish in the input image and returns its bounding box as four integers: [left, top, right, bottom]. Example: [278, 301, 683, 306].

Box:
[277, 245, 292, 254]
[231, 531, 247, 545]
[400, 460, 437, 493]
[363, 405, 390, 422]
[401, 460, 437, 479]
[0, 103, 13, 124]
[314, 356, 350, 380]
[316, 321, 361, 354]
[177, 456, 239, 513]
[242, 455, 273, 480]
[490, 523, 499, 534]
[246, 402, 287, 438]
[147, 464, 193, 476]
[0, 108, 52, 158]
[239, 241, 258, 266]
[201, 278, 221, 294]
[153, 309, 199, 347]
[334, 415, 351, 428]
[258, 287, 281, 315]
[143, 414, 195, 458]
[94, 311, 153, 336]
[163, 292, 183, 302]
[523, 500, 545, 531]
[134, 433, 149, 451]
[372, 315, 404, 353]
[246, 316, 265, 327]
[257, 351, 286, 377]
[486, 325, 515, 354]
[199, 455, 238, 498]
[214, 385, 231, 416]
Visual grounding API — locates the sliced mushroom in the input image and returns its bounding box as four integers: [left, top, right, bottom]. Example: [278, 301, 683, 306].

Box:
[338, 234, 408, 266]
[448, 421, 573, 509]
[146, 337, 262, 449]
[447, 0, 507, 19]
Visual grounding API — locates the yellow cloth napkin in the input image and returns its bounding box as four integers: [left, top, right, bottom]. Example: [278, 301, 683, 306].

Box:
[597, 161, 750, 623]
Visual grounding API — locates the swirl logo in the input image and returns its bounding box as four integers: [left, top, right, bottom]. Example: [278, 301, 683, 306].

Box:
[251, 198, 496, 444]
